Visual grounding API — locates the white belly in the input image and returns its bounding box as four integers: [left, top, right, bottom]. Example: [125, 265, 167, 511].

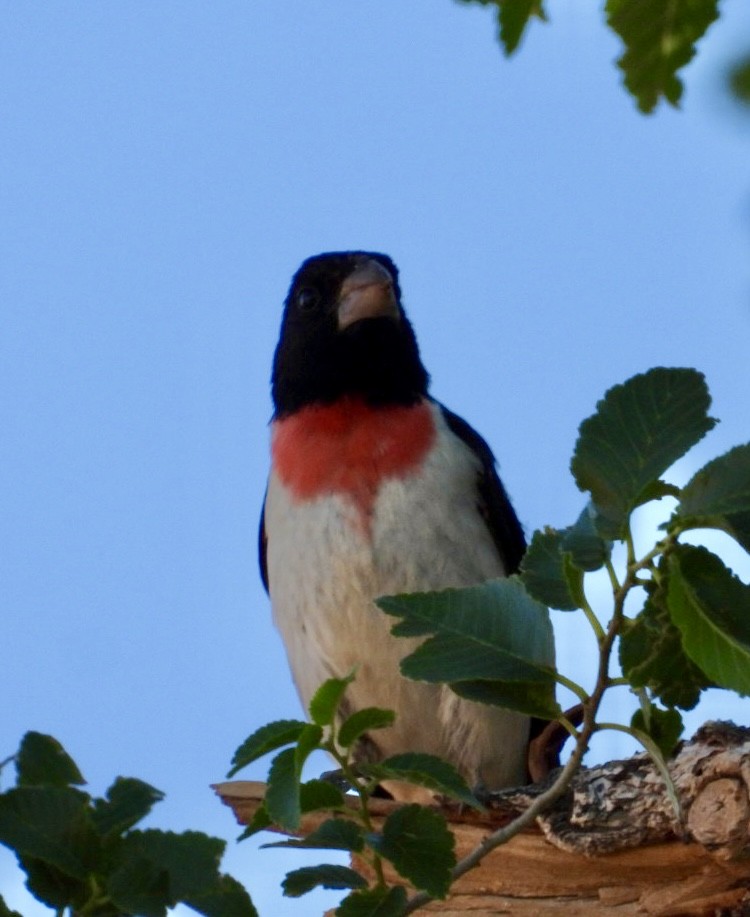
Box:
[264, 410, 535, 790]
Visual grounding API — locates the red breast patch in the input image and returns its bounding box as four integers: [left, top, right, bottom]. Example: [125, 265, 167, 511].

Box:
[271, 398, 436, 529]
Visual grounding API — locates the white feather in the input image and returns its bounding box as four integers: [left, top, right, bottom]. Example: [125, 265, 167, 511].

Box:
[264, 403, 541, 792]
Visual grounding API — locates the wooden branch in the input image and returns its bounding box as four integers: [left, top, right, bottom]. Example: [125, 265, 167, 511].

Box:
[214, 722, 750, 915]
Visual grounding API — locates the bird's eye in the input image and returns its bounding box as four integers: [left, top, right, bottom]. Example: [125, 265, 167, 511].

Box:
[296, 287, 320, 312]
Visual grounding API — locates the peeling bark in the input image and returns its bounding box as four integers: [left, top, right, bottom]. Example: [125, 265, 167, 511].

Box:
[215, 722, 750, 915]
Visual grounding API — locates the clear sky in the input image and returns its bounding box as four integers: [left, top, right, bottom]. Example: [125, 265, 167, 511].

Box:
[2, 3, 750, 914]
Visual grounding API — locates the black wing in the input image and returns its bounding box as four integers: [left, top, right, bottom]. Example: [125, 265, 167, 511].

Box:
[259, 494, 269, 593]
[437, 402, 526, 575]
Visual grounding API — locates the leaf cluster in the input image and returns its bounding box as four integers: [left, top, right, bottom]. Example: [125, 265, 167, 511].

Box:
[380, 368, 750, 760]
[0, 733, 257, 917]
[230, 366, 750, 915]
[228, 674, 484, 914]
[454, 0, 725, 113]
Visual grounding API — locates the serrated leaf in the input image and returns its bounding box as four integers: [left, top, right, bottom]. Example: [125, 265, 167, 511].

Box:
[91, 777, 164, 837]
[237, 803, 271, 842]
[16, 732, 85, 788]
[265, 747, 301, 831]
[184, 874, 259, 917]
[571, 368, 715, 538]
[371, 805, 455, 898]
[631, 706, 683, 758]
[17, 855, 89, 910]
[338, 708, 396, 749]
[450, 678, 561, 719]
[378, 578, 554, 667]
[363, 753, 480, 808]
[454, 0, 547, 56]
[0, 786, 97, 880]
[264, 817, 364, 852]
[378, 578, 558, 719]
[300, 778, 346, 812]
[239, 779, 345, 841]
[619, 585, 710, 710]
[668, 545, 750, 695]
[336, 885, 408, 917]
[672, 443, 750, 553]
[295, 724, 324, 774]
[106, 855, 171, 917]
[109, 829, 226, 912]
[498, 0, 547, 54]
[309, 673, 355, 727]
[282, 864, 366, 898]
[227, 720, 308, 778]
[520, 528, 579, 609]
[562, 505, 611, 572]
[605, 0, 720, 113]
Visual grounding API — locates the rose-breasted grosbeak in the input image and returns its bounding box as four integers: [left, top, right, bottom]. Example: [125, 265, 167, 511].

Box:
[261, 251, 548, 797]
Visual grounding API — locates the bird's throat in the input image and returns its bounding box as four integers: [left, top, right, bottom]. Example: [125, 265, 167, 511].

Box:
[271, 397, 436, 531]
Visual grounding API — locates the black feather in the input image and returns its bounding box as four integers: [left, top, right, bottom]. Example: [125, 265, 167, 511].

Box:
[271, 251, 429, 416]
[437, 403, 526, 574]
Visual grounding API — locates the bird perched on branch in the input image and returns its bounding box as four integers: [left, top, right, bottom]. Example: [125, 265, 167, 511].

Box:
[261, 251, 542, 797]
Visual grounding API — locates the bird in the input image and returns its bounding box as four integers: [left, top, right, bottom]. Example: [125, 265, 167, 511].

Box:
[260, 250, 546, 798]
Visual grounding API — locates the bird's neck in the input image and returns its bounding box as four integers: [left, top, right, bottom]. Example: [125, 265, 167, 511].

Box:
[271, 397, 436, 523]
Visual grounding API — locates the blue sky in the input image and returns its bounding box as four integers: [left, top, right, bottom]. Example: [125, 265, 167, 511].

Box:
[2, 3, 750, 914]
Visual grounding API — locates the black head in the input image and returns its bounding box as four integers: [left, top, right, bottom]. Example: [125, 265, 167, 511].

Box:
[271, 251, 430, 416]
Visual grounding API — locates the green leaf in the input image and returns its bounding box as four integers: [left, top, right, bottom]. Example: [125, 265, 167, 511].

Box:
[16, 855, 89, 910]
[237, 803, 272, 842]
[109, 829, 227, 912]
[264, 817, 364, 852]
[0, 894, 23, 917]
[605, 0, 720, 113]
[672, 443, 750, 553]
[238, 779, 345, 842]
[300, 778, 346, 812]
[631, 706, 683, 758]
[619, 586, 710, 710]
[336, 885, 408, 917]
[282, 864, 367, 897]
[309, 673, 355, 727]
[379, 578, 559, 719]
[227, 720, 308, 778]
[338, 708, 396, 749]
[295, 724, 324, 774]
[299, 780, 345, 814]
[498, 0, 547, 55]
[449, 678, 561, 719]
[363, 753, 480, 808]
[265, 747, 301, 831]
[370, 805, 455, 898]
[730, 55, 750, 104]
[562, 505, 611, 572]
[106, 855, 171, 917]
[520, 528, 579, 610]
[91, 777, 164, 837]
[668, 545, 750, 695]
[571, 368, 715, 538]
[16, 732, 85, 788]
[184, 874, 259, 917]
[454, 0, 547, 57]
[0, 786, 97, 880]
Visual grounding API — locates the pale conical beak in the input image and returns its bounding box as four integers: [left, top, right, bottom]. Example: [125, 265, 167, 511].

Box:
[337, 260, 399, 330]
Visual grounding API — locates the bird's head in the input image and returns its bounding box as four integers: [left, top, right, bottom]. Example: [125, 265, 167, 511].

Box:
[271, 251, 430, 416]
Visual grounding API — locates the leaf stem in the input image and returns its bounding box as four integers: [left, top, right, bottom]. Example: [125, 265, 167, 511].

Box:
[402, 559, 629, 915]
[326, 740, 387, 887]
[579, 596, 606, 643]
[554, 673, 588, 704]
